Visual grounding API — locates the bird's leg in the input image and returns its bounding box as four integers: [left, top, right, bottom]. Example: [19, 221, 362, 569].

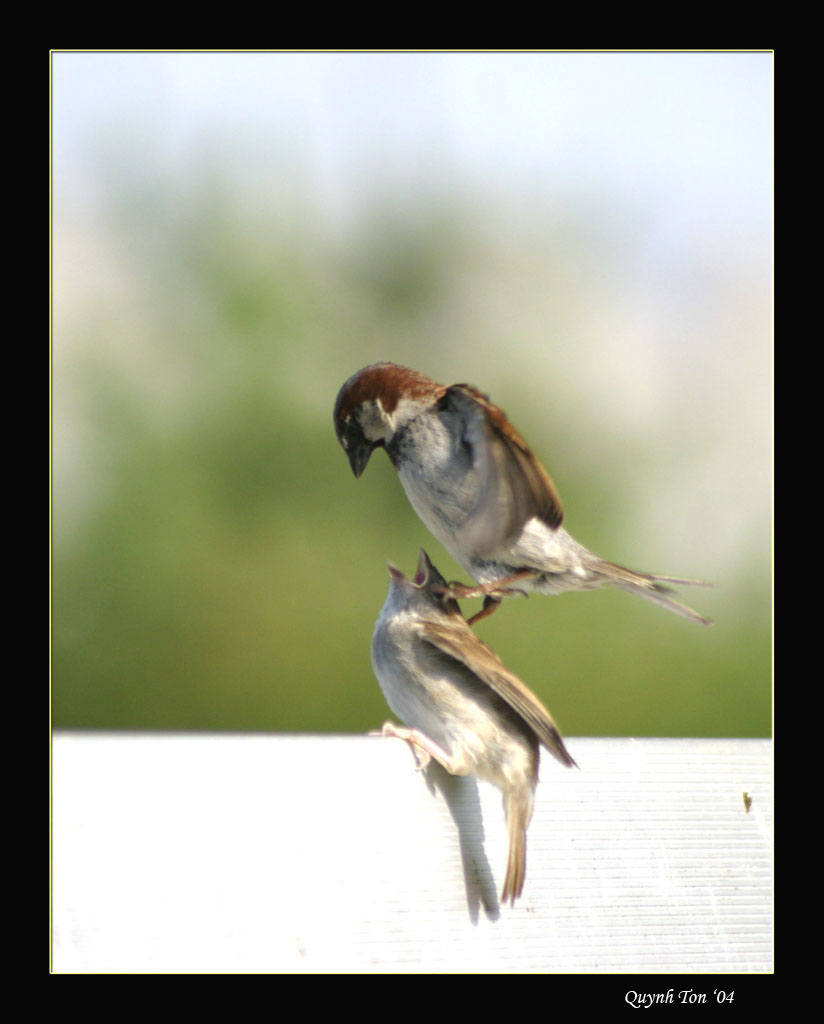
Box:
[465, 594, 502, 626]
[377, 721, 471, 776]
[432, 571, 540, 624]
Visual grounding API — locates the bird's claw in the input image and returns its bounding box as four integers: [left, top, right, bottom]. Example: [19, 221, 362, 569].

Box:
[431, 572, 538, 624]
[378, 721, 432, 771]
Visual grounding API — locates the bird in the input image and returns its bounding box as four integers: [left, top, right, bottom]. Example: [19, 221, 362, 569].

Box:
[334, 361, 711, 626]
[371, 548, 576, 905]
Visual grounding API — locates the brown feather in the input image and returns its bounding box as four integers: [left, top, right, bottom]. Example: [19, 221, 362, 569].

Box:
[417, 617, 576, 769]
[449, 384, 564, 532]
[334, 362, 444, 424]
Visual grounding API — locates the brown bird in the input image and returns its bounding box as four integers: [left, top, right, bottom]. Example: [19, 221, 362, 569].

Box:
[371, 548, 576, 905]
[336, 361, 711, 625]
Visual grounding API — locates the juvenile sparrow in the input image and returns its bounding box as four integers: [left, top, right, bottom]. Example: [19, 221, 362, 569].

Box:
[335, 362, 711, 625]
[371, 548, 576, 905]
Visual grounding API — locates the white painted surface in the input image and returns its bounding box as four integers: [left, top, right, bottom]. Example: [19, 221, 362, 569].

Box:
[51, 732, 772, 973]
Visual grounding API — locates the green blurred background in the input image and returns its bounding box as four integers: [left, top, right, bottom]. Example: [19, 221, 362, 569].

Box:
[52, 52, 772, 738]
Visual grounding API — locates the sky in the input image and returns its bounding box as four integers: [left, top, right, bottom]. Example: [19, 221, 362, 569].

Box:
[52, 50, 772, 257]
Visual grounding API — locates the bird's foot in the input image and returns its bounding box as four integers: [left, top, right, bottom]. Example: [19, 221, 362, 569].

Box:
[376, 721, 432, 771]
[432, 571, 539, 624]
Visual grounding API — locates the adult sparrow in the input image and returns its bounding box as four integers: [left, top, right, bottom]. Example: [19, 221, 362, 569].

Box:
[335, 362, 711, 625]
[371, 548, 576, 905]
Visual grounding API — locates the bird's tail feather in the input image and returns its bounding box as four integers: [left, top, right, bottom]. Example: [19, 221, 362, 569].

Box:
[501, 798, 530, 907]
[597, 561, 713, 626]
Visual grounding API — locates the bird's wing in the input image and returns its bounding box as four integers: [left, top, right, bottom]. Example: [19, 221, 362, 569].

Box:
[445, 384, 564, 556]
[418, 618, 576, 768]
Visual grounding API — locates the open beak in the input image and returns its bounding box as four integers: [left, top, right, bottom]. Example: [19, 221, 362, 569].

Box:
[414, 548, 432, 586]
[387, 563, 406, 583]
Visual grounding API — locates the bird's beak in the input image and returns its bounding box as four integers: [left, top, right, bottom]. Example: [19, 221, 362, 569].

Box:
[347, 443, 372, 479]
[387, 562, 406, 583]
[414, 548, 432, 586]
